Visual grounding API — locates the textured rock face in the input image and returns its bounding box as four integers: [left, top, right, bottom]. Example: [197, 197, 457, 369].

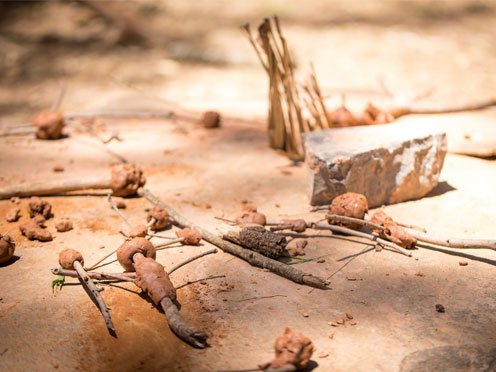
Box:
[303, 123, 447, 207]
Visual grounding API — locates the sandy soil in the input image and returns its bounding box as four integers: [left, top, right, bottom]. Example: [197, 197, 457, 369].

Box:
[1, 1, 496, 372]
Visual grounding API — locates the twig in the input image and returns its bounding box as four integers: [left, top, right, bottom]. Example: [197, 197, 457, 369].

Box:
[326, 214, 384, 231]
[107, 193, 132, 227]
[86, 238, 183, 271]
[176, 275, 226, 290]
[313, 223, 412, 257]
[73, 260, 115, 332]
[52, 268, 135, 281]
[138, 188, 329, 289]
[404, 228, 496, 250]
[168, 248, 217, 275]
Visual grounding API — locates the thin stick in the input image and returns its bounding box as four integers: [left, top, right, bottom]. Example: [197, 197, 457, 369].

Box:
[326, 215, 384, 231]
[86, 238, 184, 271]
[176, 275, 226, 290]
[107, 193, 132, 227]
[313, 223, 412, 257]
[168, 248, 217, 275]
[138, 188, 328, 289]
[319, 215, 496, 250]
[73, 260, 115, 332]
[0, 176, 111, 199]
[52, 268, 135, 281]
[405, 228, 496, 250]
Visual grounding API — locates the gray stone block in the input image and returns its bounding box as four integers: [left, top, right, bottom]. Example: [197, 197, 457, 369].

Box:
[303, 123, 447, 207]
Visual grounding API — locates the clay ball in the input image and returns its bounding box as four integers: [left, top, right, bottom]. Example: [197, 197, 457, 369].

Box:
[285, 239, 307, 257]
[117, 237, 156, 272]
[55, 218, 73, 232]
[327, 192, 368, 230]
[329, 106, 357, 128]
[34, 109, 65, 140]
[20, 215, 53, 241]
[59, 248, 84, 270]
[175, 228, 202, 245]
[260, 327, 314, 371]
[235, 211, 266, 226]
[28, 196, 52, 219]
[200, 110, 221, 129]
[0, 234, 16, 264]
[110, 164, 146, 197]
[6, 208, 21, 222]
[147, 206, 170, 231]
[129, 224, 148, 238]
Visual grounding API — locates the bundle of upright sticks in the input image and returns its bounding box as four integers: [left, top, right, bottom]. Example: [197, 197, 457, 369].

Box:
[244, 16, 496, 160]
[243, 17, 331, 160]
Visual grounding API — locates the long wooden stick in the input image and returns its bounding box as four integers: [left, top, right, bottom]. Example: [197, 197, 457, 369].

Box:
[318, 215, 496, 250]
[137, 188, 328, 289]
[52, 268, 135, 281]
[0, 177, 111, 199]
[73, 260, 115, 332]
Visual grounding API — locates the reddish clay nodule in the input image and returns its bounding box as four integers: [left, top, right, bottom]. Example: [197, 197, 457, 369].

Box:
[34, 109, 65, 140]
[327, 192, 368, 230]
[147, 206, 170, 230]
[129, 224, 147, 238]
[260, 327, 314, 371]
[175, 228, 202, 245]
[28, 196, 52, 219]
[6, 208, 21, 222]
[359, 102, 393, 125]
[20, 215, 53, 241]
[0, 234, 16, 264]
[329, 106, 357, 128]
[59, 248, 84, 270]
[235, 211, 267, 226]
[134, 257, 176, 305]
[55, 218, 73, 232]
[282, 219, 307, 233]
[117, 237, 156, 271]
[285, 239, 307, 256]
[200, 111, 221, 129]
[110, 164, 146, 197]
[370, 210, 417, 249]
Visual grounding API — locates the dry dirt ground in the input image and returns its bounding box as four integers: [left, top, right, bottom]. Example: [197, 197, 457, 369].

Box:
[1, 1, 496, 372]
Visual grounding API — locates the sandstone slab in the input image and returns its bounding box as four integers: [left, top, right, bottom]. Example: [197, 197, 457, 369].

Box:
[303, 123, 447, 207]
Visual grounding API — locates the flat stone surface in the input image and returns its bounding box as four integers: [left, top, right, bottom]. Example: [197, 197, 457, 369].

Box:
[303, 122, 447, 207]
[400, 345, 496, 372]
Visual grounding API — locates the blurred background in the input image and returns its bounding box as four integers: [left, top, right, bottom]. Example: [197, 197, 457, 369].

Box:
[0, 0, 495, 123]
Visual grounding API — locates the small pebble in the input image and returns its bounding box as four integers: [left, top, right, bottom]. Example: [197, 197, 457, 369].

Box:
[346, 313, 353, 320]
[459, 261, 468, 266]
[53, 165, 64, 172]
[302, 312, 309, 318]
[336, 318, 345, 324]
[328, 333, 334, 340]
[349, 320, 357, 326]
[317, 258, 325, 263]
[435, 304, 445, 313]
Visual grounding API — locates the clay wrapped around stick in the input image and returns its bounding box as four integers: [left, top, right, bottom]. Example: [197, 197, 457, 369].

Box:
[327, 192, 368, 230]
[0, 234, 16, 264]
[28, 196, 52, 218]
[19, 215, 53, 241]
[59, 248, 84, 270]
[235, 211, 267, 226]
[260, 327, 314, 371]
[117, 237, 156, 271]
[147, 206, 170, 230]
[34, 109, 65, 140]
[134, 257, 176, 305]
[176, 228, 202, 245]
[370, 210, 417, 249]
[110, 164, 146, 197]
[282, 219, 307, 233]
